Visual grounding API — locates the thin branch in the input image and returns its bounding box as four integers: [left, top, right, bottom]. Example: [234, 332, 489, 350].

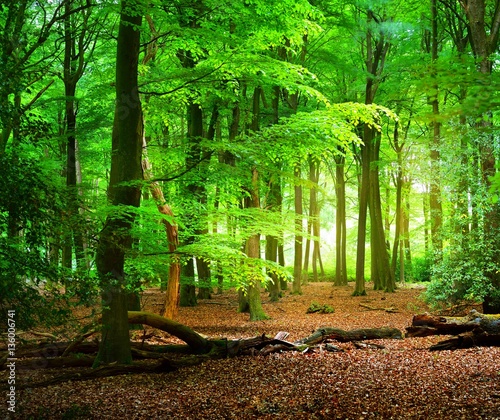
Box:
[150, 151, 214, 183]
[21, 80, 55, 114]
[139, 62, 227, 96]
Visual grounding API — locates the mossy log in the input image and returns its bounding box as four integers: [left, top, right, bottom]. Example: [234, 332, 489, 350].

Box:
[296, 326, 403, 345]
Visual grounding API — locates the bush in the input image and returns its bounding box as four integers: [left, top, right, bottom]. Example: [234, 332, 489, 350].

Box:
[394, 252, 432, 283]
[410, 252, 433, 283]
[423, 237, 500, 310]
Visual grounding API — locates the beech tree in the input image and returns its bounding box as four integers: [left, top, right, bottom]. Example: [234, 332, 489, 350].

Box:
[94, 0, 143, 366]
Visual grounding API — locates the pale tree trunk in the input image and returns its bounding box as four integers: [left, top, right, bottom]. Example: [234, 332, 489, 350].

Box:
[308, 156, 323, 282]
[390, 113, 411, 283]
[94, 1, 142, 366]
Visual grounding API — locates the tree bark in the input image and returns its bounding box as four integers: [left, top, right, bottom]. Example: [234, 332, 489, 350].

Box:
[141, 140, 181, 319]
[462, 0, 500, 314]
[293, 162, 303, 295]
[429, 0, 443, 253]
[94, 1, 143, 366]
[406, 310, 500, 337]
[334, 155, 348, 286]
[297, 326, 403, 345]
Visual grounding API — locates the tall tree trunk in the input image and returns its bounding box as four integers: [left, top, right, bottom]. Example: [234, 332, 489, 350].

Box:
[141, 137, 180, 320]
[402, 180, 412, 270]
[94, 1, 142, 366]
[266, 173, 281, 301]
[243, 167, 269, 321]
[197, 106, 219, 300]
[429, 0, 443, 253]
[354, 129, 369, 296]
[423, 186, 430, 254]
[180, 100, 203, 308]
[355, 9, 390, 296]
[390, 123, 403, 283]
[334, 155, 348, 286]
[369, 130, 394, 292]
[293, 162, 303, 295]
[463, 0, 500, 313]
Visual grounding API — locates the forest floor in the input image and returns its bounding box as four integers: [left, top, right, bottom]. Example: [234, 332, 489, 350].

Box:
[5, 282, 500, 419]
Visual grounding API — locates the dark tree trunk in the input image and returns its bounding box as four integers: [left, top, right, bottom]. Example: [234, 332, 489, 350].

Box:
[180, 258, 197, 307]
[429, 0, 443, 253]
[94, 1, 143, 367]
[354, 133, 369, 296]
[462, 0, 500, 312]
[334, 155, 348, 286]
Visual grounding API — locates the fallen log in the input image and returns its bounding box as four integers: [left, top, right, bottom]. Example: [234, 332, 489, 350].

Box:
[6, 312, 405, 388]
[128, 311, 212, 353]
[429, 330, 500, 351]
[406, 310, 500, 338]
[359, 303, 398, 313]
[407, 310, 500, 350]
[296, 326, 403, 345]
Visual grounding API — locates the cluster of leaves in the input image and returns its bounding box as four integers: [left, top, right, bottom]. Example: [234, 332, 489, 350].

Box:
[0, 149, 73, 329]
[424, 234, 500, 310]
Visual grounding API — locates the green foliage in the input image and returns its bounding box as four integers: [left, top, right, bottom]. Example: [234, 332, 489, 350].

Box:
[395, 252, 432, 283]
[489, 165, 500, 204]
[306, 301, 335, 314]
[424, 236, 500, 309]
[410, 253, 433, 283]
[0, 149, 75, 329]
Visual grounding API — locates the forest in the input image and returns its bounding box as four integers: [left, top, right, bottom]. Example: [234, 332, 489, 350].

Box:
[1, 0, 500, 418]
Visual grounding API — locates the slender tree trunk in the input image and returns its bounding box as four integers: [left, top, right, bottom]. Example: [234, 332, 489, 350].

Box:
[141, 137, 180, 319]
[334, 155, 348, 286]
[180, 101, 203, 308]
[390, 121, 405, 284]
[402, 181, 412, 269]
[244, 167, 269, 320]
[266, 234, 280, 301]
[266, 174, 281, 301]
[429, 0, 443, 254]
[309, 156, 322, 282]
[423, 187, 430, 254]
[369, 131, 394, 291]
[354, 131, 369, 296]
[293, 162, 303, 295]
[94, 1, 142, 366]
